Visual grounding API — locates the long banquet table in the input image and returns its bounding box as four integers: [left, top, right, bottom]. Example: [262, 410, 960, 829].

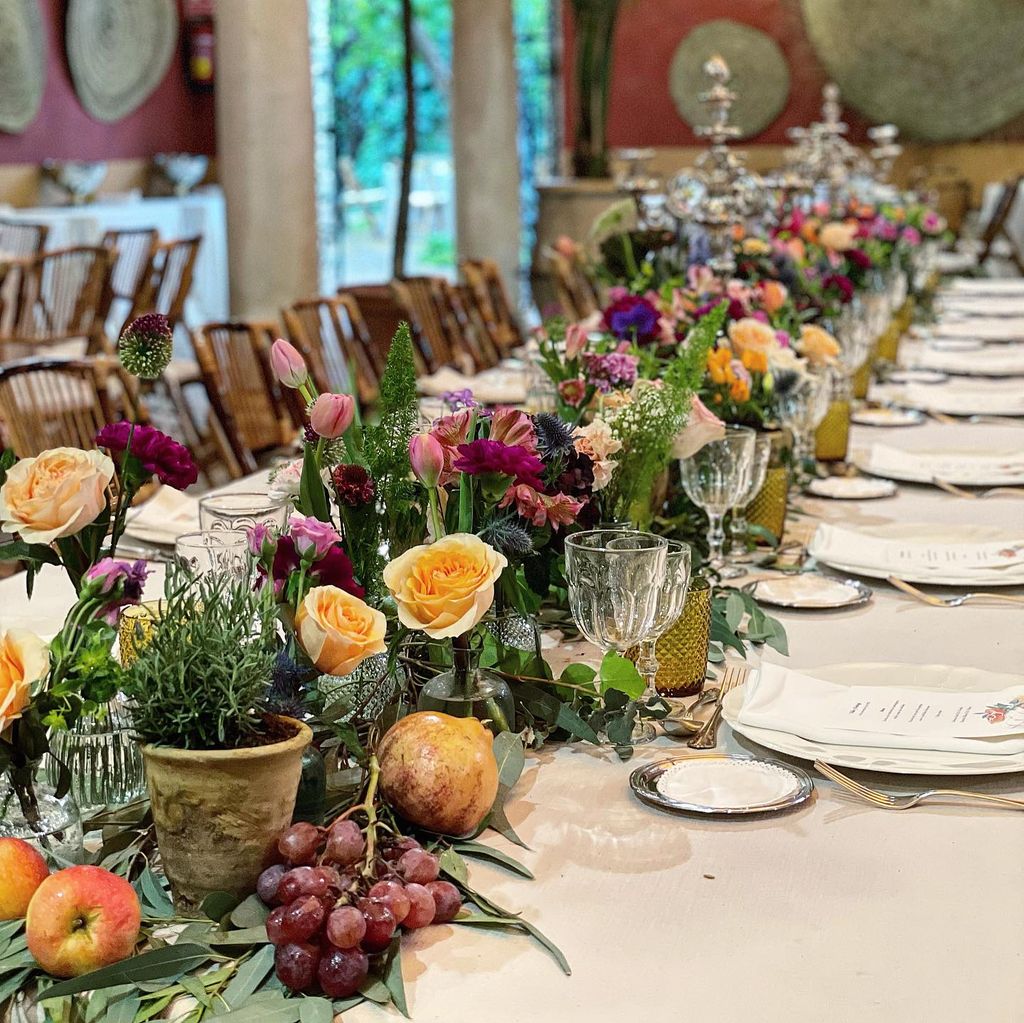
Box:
[2, 387, 1023, 1023]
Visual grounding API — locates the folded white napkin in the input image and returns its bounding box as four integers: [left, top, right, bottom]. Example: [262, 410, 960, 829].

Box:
[417, 365, 526, 405]
[932, 319, 1024, 342]
[941, 297, 1024, 317]
[124, 486, 200, 545]
[911, 343, 1024, 377]
[895, 381, 1024, 416]
[860, 443, 1024, 485]
[809, 522, 1024, 580]
[944, 277, 1024, 295]
[737, 663, 1024, 755]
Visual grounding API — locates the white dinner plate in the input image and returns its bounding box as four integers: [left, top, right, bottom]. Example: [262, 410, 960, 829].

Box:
[723, 662, 1024, 776]
[629, 753, 813, 816]
[853, 447, 1024, 487]
[748, 574, 872, 610]
[808, 522, 1024, 587]
[850, 407, 925, 428]
[806, 476, 897, 500]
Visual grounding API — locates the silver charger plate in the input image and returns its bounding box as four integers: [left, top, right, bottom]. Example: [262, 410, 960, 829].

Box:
[851, 407, 925, 427]
[747, 574, 872, 610]
[629, 752, 813, 817]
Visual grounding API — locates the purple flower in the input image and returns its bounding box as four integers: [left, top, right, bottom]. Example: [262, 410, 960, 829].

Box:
[441, 388, 479, 411]
[453, 438, 545, 488]
[96, 422, 199, 490]
[901, 226, 922, 246]
[774, 330, 792, 349]
[85, 558, 149, 598]
[602, 295, 661, 343]
[583, 352, 639, 393]
[288, 514, 342, 561]
[871, 216, 899, 242]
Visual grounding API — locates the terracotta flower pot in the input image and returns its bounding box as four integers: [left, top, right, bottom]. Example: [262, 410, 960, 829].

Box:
[141, 716, 312, 913]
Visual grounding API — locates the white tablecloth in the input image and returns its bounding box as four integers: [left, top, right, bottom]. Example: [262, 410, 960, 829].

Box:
[1, 360, 1023, 1022]
[0, 188, 229, 331]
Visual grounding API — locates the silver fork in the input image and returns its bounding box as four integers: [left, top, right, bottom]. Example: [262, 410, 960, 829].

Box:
[688, 664, 749, 750]
[814, 760, 1024, 812]
[887, 575, 1024, 608]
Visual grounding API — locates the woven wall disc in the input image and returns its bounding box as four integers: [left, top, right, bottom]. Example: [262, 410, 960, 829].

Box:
[669, 20, 791, 139]
[801, 0, 1024, 141]
[66, 0, 179, 123]
[0, 0, 45, 133]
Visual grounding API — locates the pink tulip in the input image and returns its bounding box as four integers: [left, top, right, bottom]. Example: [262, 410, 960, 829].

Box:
[270, 339, 308, 389]
[564, 322, 589, 360]
[310, 393, 355, 439]
[409, 433, 444, 488]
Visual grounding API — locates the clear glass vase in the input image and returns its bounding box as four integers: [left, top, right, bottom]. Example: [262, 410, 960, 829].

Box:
[1, 761, 84, 861]
[418, 643, 515, 735]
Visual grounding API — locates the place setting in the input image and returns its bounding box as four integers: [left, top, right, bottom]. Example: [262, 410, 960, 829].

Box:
[852, 442, 1024, 490]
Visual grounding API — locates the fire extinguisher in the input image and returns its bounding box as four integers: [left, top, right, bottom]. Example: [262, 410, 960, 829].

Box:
[184, 0, 214, 90]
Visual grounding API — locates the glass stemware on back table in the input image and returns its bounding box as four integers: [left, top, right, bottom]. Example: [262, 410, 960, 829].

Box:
[564, 529, 668, 745]
[728, 433, 772, 565]
[678, 426, 756, 577]
[775, 371, 831, 470]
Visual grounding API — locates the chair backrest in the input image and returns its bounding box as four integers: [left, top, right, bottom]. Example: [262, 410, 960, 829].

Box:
[0, 356, 145, 457]
[0, 219, 49, 259]
[192, 321, 296, 463]
[140, 235, 202, 328]
[392, 275, 480, 373]
[453, 282, 501, 370]
[5, 246, 114, 351]
[460, 258, 524, 358]
[979, 175, 1024, 271]
[338, 284, 413, 374]
[283, 295, 380, 406]
[101, 227, 159, 337]
[548, 251, 601, 320]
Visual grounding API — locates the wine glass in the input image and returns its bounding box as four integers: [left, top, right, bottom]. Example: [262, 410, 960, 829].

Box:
[564, 529, 668, 743]
[634, 540, 692, 740]
[774, 370, 830, 471]
[174, 530, 250, 579]
[728, 433, 773, 564]
[678, 426, 755, 575]
[199, 492, 289, 533]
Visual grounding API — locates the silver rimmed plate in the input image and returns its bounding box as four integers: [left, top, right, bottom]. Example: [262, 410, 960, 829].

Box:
[851, 407, 925, 428]
[629, 753, 813, 817]
[747, 574, 872, 610]
[806, 476, 897, 500]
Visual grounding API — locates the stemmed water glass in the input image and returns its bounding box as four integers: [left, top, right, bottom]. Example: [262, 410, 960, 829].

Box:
[678, 426, 755, 576]
[728, 433, 773, 565]
[199, 492, 289, 533]
[564, 529, 668, 743]
[174, 529, 251, 579]
[775, 370, 831, 471]
[633, 540, 692, 740]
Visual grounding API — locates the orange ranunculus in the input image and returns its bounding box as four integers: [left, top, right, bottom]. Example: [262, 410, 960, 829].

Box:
[0, 630, 48, 736]
[706, 346, 732, 385]
[784, 236, 806, 263]
[383, 534, 507, 640]
[729, 377, 751, 402]
[758, 279, 788, 314]
[741, 348, 769, 375]
[727, 318, 777, 360]
[295, 586, 387, 677]
[819, 220, 858, 252]
[799, 217, 820, 243]
[797, 324, 841, 366]
[0, 448, 114, 546]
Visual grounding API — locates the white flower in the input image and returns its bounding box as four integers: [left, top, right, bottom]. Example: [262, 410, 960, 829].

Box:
[268, 459, 303, 504]
[574, 417, 622, 491]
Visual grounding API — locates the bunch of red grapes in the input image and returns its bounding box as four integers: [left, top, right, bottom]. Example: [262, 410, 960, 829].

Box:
[257, 816, 463, 996]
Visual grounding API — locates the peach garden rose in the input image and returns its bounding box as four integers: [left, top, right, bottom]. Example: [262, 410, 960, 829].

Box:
[383, 534, 507, 639]
[295, 585, 387, 677]
[797, 324, 841, 366]
[0, 448, 114, 545]
[0, 629, 49, 735]
[727, 317, 777, 360]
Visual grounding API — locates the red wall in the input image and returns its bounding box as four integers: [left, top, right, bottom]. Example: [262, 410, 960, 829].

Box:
[0, 0, 215, 164]
[563, 0, 871, 148]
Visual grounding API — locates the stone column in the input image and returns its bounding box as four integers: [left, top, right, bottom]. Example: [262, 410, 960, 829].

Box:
[451, 0, 522, 303]
[214, 0, 319, 319]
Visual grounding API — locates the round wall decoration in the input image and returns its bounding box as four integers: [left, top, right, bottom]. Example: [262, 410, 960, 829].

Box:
[801, 0, 1024, 141]
[0, 0, 45, 134]
[669, 20, 790, 140]
[66, 0, 179, 123]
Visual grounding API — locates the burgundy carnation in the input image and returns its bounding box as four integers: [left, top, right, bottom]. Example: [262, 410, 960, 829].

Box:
[95, 421, 199, 490]
[822, 273, 854, 303]
[454, 438, 545, 488]
[847, 248, 872, 270]
[331, 464, 375, 507]
[271, 535, 364, 598]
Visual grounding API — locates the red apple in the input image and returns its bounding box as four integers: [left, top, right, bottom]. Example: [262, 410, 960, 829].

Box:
[26, 865, 141, 977]
[0, 837, 50, 919]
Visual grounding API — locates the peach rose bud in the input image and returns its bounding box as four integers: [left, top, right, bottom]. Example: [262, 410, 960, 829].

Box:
[310, 393, 355, 439]
[409, 433, 445, 489]
[270, 339, 309, 389]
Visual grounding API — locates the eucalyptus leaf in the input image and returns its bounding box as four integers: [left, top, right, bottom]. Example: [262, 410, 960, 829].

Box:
[357, 978, 391, 1004]
[41, 943, 213, 1000]
[724, 591, 746, 631]
[206, 926, 270, 946]
[178, 975, 211, 1007]
[487, 785, 529, 850]
[202, 891, 242, 922]
[383, 936, 409, 1018]
[492, 730, 525, 789]
[221, 945, 275, 1009]
[230, 894, 271, 929]
[298, 998, 335, 1023]
[139, 868, 175, 920]
[209, 999, 298, 1023]
[554, 702, 600, 743]
[438, 846, 469, 885]
[0, 968, 32, 1005]
[105, 995, 140, 1023]
[453, 841, 534, 878]
[454, 915, 571, 976]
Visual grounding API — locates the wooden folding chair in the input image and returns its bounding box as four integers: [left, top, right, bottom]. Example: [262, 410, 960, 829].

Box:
[0, 356, 147, 458]
[548, 250, 601, 320]
[338, 284, 415, 375]
[0, 218, 50, 258]
[460, 258, 524, 359]
[283, 295, 380, 407]
[1, 246, 114, 358]
[192, 321, 297, 474]
[101, 227, 159, 339]
[977, 175, 1024, 275]
[391, 276, 485, 373]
